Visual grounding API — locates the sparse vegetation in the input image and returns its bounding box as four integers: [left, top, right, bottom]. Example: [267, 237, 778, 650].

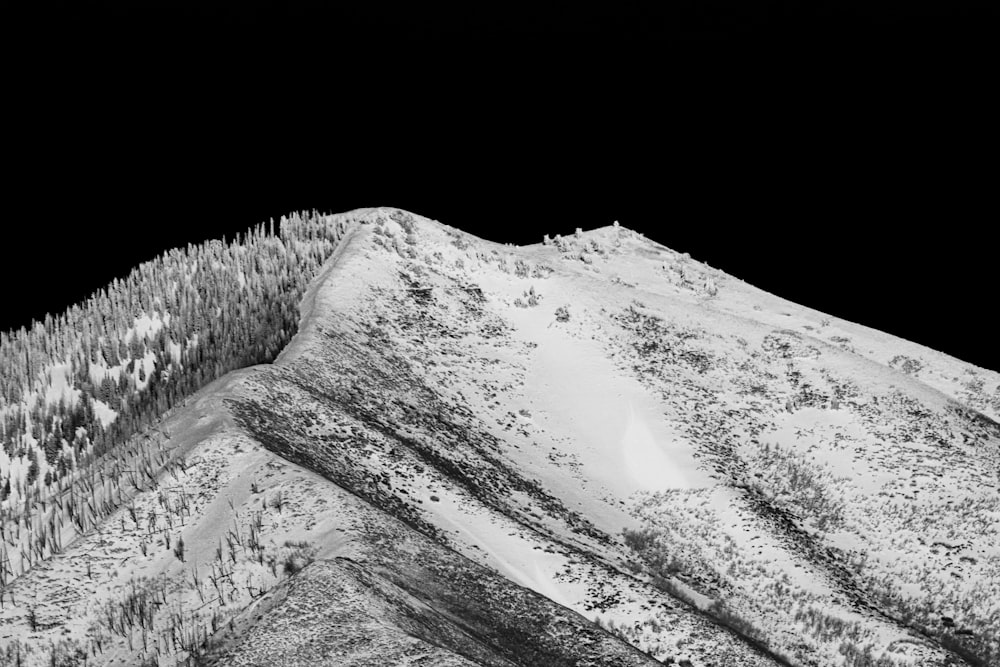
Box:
[281, 541, 316, 576]
[514, 286, 542, 308]
[889, 355, 924, 375]
[3, 210, 997, 667]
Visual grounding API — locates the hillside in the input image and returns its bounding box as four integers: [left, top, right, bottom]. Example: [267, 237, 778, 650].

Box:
[1, 209, 997, 666]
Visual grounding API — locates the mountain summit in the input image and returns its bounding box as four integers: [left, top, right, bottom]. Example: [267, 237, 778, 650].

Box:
[1, 209, 997, 666]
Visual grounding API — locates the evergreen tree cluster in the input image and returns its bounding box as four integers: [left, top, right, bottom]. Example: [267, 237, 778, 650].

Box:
[0, 212, 352, 503]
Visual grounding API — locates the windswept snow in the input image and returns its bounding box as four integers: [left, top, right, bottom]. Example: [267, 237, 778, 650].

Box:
[503, 290, 712, 530]
[4, 208, 997, 667]
[622, 402, 694, 491]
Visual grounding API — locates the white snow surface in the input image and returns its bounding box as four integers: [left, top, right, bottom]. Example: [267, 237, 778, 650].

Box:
[3, 208, 997, 667]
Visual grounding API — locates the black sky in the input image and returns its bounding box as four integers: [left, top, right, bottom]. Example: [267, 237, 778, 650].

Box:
[5, 0, 997, 370]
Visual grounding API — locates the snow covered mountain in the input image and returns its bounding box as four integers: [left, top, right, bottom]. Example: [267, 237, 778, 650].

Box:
[1, 208, 997, 666]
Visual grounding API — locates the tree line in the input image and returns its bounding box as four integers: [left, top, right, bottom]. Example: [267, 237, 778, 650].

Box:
[0, 211, 354, 581]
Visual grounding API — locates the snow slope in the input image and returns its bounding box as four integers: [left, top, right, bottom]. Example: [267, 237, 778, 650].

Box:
[3, 208, 997, 667]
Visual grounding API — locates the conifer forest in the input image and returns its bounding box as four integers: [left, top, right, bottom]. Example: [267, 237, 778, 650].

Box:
[0, 212, 351, 586]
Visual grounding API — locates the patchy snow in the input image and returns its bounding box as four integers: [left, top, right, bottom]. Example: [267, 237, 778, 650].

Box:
[91, 396, 118, 427]
[42, 363, 78, 406]
[130, 311, 166, 342]
[497, 291, 712, 536]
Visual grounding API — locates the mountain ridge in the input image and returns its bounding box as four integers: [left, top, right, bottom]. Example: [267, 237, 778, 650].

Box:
[1, 208, 996, 666]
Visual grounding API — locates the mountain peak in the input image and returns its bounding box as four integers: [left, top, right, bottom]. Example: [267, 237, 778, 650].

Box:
[1, 210, 997, 666]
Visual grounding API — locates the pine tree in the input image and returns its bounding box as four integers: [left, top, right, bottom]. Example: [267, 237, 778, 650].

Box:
[26, 449, 39, 486]
[43, 433, 60, 465]
[0, 211, 354, 580]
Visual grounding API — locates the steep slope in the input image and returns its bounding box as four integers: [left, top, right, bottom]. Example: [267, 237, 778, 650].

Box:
[0, 213, 354, 591]
[2, 208, 997, 667]
[225, 209, 997, 666]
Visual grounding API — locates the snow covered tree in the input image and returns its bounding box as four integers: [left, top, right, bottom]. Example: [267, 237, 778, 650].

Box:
[26, 449, 39, 486]
[0, 211, 355, 580]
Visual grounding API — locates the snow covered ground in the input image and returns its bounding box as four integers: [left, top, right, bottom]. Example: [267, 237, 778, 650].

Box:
[3, 208, 997, 666]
